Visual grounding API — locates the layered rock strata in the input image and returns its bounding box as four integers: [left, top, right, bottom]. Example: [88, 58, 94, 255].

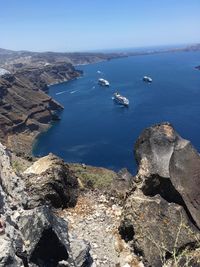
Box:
[0, 62, 82, 154]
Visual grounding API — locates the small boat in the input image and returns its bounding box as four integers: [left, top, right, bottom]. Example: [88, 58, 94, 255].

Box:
[113, 92, 129, 106]
[143, 76, 152, 83]
[98, 78, 110, 86]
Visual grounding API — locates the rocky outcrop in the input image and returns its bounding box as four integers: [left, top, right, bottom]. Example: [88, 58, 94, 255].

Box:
[120, 122, 200, 267]
[0, 142, 28, 208]
[120, 190, 200, 267]
[18, 206, 71, 266]
[0, 143, 91, 267]
[24, 153, 79, 209]
[169, 139, 200, 229]
[18, 206, 91, 267]
[134, 122, 200, 228]
[134, 122, 180, 192]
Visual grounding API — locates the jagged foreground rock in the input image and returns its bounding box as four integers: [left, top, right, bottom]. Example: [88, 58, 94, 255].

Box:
[0, 144, 91, 267]
[120, 190, 200, 267]
[23, 154, 79, 209]
[120, 122, 200, 267]
[134, 122, 200, 228]
[170, 139, 200, 229]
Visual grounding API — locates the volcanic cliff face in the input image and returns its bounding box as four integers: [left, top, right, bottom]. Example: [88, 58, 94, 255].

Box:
[13, 62, 82, 91]
[0, 73, 61, 154]
[0, 61, 83, 155]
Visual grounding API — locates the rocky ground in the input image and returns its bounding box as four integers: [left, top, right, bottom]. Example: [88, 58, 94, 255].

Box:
[61, 192, 143, 267]
[0, 122, 200, 267]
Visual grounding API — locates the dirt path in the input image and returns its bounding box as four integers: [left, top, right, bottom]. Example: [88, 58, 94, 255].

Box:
[62, 192, 143, 267]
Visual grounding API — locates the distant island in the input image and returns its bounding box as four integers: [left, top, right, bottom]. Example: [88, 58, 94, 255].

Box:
[1, 43, 200, 67]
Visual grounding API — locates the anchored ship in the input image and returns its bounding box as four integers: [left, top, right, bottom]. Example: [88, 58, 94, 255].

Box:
[143, 76, 152, 83]
[98, 78, 110, 86]
[113, 92, 129, 106]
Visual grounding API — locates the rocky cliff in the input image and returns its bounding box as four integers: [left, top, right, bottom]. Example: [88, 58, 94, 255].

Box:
[0, 61, 83, 155]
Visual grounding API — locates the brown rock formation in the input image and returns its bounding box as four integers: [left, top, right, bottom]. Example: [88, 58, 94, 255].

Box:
[170, 139, 200, 229]
[120, 190, 200, 267]
[24, 153, 79, 209]
[119, 122, 200, 266]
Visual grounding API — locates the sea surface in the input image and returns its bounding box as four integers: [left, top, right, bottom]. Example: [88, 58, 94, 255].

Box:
[33, 51, 200, 173]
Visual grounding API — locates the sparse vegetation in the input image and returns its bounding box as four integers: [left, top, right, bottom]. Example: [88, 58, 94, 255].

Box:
[146, 212, 200, 267]
[68, 163, 117, 190]
[12, 160, 24, 173]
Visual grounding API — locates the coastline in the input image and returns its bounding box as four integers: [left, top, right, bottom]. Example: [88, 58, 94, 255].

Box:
[2, 49, 200, 158]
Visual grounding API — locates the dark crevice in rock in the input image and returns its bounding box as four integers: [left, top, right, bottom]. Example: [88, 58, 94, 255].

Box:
[164, 251, 172, 261]
[119, 220, 135, 242]
[49, 181, 70, 208]
[30, 228, 69, 266]
[142, 175, 184, 205]
[81, 255, 93, 267]
[16, 255, 29, 267]
[0, 191, 5, 213]
[119, 221, 146, 261]
[142, 175, 198, 228]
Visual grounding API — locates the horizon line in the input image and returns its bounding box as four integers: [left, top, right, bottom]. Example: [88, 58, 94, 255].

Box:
[1, 42, 199, 54]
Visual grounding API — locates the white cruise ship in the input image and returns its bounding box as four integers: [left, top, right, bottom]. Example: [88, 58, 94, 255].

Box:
[98, 78, 110, 86]
[113, 92, 129, 106]
[143, 76, 152, 83]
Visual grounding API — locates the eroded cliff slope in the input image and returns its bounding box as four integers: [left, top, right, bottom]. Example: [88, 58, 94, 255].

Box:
[0, 61, 83, 154]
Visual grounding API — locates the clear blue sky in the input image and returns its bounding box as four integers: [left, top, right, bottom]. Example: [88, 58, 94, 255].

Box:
[0, 0, 200, 52]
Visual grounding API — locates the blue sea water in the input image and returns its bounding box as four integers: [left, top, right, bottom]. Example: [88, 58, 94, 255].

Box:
[33, 51, 200, 174]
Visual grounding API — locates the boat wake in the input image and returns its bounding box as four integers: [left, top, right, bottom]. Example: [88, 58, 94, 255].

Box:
[56, 91, 67, 95]
[70, 90, 79, 94]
